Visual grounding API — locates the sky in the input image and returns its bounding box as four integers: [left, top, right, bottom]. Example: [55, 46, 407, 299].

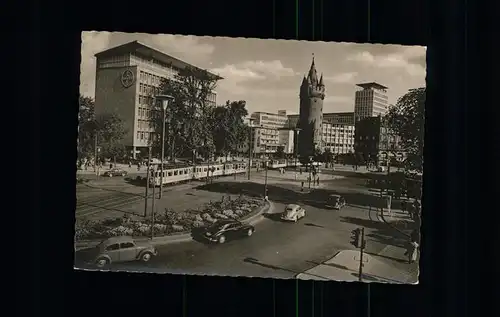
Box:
[80, 31, 426, 115]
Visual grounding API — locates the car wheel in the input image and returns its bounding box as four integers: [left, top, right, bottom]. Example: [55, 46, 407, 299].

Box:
[140, 252, 153, 262]
[218, 235, 226, 244]
[95, 258, 109, 268]
[108, 174, 113, 177]
[247, 228, 253, 236]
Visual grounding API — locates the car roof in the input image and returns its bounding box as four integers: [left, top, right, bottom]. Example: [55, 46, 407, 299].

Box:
[101, 236, 134, 246]
[286, 204, 300, 209]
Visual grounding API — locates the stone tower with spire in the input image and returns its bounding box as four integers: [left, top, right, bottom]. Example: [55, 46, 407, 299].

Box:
[298, 55, 326, 159]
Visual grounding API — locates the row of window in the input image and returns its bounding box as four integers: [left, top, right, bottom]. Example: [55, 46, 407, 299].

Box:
[130, 53, 178, 75]
[136, 131, 158, 142]
[139, 70, 167, 86]
[137, 119, 154, 130]
[139, 83, 160, 96]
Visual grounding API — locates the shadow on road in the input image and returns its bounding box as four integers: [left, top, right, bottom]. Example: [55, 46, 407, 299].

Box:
[339, 214, 412, 249]
[364, 251, 407, 263]
[304, 222, 325, 228]
[305, 260, 349, 271]
[124, 176, 147, 187]
[243, 257, 301, 276]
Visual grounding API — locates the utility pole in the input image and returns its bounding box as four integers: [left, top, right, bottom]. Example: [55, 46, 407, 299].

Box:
[358, 227, 366, 282]
[151, 164, 156, 240]
[247, 124, 253, 180]
[144, 146, 152, 217]
[159, 104, 167, 198]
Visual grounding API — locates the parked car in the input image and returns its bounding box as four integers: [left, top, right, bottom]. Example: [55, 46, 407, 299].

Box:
[201, 220, 255, 244]
[103, 168, 128, 177]
[281, 204, 306, 222]
[87, 236, 158, 268]
[326, 194, 346, 210]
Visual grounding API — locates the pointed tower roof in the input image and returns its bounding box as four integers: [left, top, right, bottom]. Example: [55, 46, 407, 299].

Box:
[319, 73, 324, 86]
[307, 54, 318, 84]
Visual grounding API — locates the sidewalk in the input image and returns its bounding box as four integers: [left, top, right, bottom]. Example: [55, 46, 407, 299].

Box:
[296, 250, 412, 283]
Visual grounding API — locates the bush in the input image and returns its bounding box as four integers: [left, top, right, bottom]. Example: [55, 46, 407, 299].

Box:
[192, 220, 205, 228]
[171, 224, 185, 232]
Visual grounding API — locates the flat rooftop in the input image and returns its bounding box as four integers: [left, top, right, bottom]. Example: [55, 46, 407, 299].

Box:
[356, 82, 388, 90]
[95, 40, 223, 80]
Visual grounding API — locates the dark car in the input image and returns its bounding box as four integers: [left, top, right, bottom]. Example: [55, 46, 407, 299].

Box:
[326, 194, 346, 210]
[200, 220, 255, 244]
[103, 168, 128, 177]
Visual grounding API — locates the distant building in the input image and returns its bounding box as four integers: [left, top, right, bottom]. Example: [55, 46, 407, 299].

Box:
[323, 112, 355, 125]
[322, 122, 355, 155]
[354, 82, 389, 120]
[278, 128, 295, 154]
[93, 40, 221, 159]
[354, 116, 404, 164]
[250, 111, 288, 155]
[298, 57, 326, 157]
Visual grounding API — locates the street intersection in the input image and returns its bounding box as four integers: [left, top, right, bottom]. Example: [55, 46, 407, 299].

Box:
[74, 167, 418, 283]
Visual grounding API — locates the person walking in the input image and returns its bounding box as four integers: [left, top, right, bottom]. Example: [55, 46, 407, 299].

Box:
[405, 239, 419, 264]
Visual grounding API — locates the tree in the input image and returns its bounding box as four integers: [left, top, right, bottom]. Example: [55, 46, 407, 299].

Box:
[275, 146, 285, 159]
[78, 94, 127, 165]
[154, 66, 220, 161]
[385, 87, 426, 173]
[78, 95, 96, 161]
[210, 100, 249, 160]
[95, 113, 127, 164]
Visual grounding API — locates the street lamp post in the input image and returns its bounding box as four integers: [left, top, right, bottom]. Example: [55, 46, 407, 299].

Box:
[247, 118, 256, 180]
[308, 156, 314, 189]
[155, 94, 174, 199]
[144, 145, 152, 217]
[264, 145, 269, 199]
[294, 128, 301, 180]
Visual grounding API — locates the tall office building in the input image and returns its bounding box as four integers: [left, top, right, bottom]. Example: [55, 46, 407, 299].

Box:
[354, 82, 389, 120]
[298, 57, 326, 157]
[250, 111, 288, 154]
[93, 41, 221, 158]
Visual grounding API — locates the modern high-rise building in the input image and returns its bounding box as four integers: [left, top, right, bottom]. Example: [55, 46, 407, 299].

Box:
[93, 40, 221, 158]
[250, 111, 288, 154]
[298, 57, 326, 157]
[354, 82, 389, 120]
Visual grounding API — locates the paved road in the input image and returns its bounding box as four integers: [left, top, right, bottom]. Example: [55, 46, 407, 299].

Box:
[75, 168, 416, 281]
[75, 201, 398, 279]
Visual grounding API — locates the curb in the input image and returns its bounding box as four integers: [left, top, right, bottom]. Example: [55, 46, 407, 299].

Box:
[379, 210, 411, 238]
[74, 201, 270, 251]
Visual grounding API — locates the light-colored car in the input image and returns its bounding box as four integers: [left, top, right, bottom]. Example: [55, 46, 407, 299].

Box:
[92, 236, 158, 268]
[281, 204, 306, 222]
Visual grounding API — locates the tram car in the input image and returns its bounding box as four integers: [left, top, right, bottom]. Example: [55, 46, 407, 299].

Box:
[269, 159, 287, 169]
[149, 161, 247, 187]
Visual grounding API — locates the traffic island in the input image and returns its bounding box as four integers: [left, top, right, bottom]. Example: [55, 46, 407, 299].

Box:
[75, 198, 270, 251]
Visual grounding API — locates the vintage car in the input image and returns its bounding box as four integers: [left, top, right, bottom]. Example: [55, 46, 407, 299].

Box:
[326, 194, 346, 210]
[280, 204, 306, 222]
[102, 168, 128, 177]
[87, 236, 158, 268]
[201, 219, 255, 244]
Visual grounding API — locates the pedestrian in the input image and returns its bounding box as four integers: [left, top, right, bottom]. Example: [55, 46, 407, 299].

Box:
[405, 240, 419, 264]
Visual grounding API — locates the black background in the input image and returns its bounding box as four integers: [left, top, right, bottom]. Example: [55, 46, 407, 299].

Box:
[21, 0, 490, 316]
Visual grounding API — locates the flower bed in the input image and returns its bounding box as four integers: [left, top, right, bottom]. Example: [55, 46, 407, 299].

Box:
[75, 195, 265, 241]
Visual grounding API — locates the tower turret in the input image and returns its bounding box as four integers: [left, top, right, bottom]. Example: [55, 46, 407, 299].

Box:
[298, 55, 326, 159]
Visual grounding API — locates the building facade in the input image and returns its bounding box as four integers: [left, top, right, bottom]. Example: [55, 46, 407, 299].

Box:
[354, 82, 389, 120]
[298, 57, 325, 157]
[93, 40, 220, 159]
[323, 112, 355, 125]
[250, 111, 288, 154]
[354, 116, 404, 164]
[278, 129, 295, 154]
[322, 123, 355, 154]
